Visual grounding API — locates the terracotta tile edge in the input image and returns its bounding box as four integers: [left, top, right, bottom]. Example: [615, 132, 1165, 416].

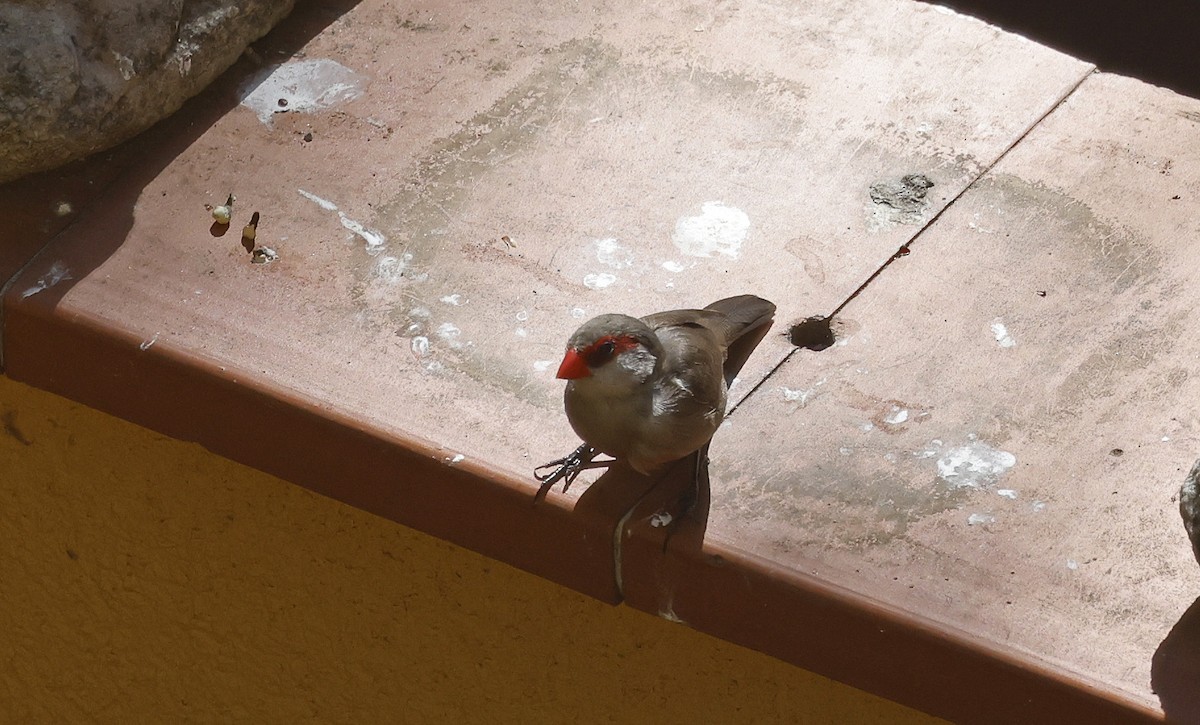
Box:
[1, 297, 622, 604]
[620, 517, 1163, 724]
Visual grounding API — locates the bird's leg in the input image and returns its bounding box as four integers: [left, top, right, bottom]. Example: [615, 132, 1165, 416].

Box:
[678, 442, 710, 519]
[533, 444, 612, 502]
[660, 443, 711, 552]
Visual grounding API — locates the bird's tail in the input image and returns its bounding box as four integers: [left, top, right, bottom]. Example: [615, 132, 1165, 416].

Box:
[704, 295, 776, 385]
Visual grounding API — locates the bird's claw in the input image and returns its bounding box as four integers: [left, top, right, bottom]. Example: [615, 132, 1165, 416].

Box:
[533, 443, 596, 502]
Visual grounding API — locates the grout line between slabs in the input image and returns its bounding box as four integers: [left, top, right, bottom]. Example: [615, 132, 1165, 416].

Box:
[727, 67, 1097, 419]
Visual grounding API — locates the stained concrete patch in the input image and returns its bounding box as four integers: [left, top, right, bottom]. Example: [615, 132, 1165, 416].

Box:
[974, 173, 1161, 295]
[239, 59, 366, 125]
[345, 38, 812, 408]
[868, 173, 936, 226]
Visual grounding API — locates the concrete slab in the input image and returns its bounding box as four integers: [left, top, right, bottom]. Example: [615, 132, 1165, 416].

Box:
[5, 0, 1089, 487]
[633, 72, 1200, 716]
[6, 0, 1155, 717]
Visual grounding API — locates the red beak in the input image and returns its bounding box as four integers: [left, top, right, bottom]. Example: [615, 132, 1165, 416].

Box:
[556, 349, 592, 379]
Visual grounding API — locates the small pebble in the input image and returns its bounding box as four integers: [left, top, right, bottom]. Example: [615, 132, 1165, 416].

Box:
[251, 246, 279, 264]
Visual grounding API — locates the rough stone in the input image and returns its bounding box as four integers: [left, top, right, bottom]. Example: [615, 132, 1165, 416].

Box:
[1183, 459, 1200, 566]
[0, 0, 294, 183]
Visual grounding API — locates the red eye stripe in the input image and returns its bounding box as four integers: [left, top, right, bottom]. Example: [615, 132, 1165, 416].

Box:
[591, 335, 640, 352]
[583, 334, 639, 366]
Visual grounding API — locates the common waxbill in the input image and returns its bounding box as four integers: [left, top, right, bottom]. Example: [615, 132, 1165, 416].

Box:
[535, 294, 776, 500]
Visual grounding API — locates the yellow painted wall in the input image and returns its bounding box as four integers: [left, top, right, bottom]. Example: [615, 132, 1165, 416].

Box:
[0, 376, 941, 723]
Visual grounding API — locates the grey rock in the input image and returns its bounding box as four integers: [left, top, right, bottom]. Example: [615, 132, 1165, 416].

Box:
[0, 0, 294, 183]
[1183, 459, 1200, 566]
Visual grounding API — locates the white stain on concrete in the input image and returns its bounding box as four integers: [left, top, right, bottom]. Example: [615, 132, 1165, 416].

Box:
[570, 307, 587, 319]
[967, 513, 996, 526]
[996, 489, 1018, 500]
[967, 214, 996, 234]
[781, 378, 827, 406]
[991, 319, 1016, 348]
[583, 272, 617, 289]
[411, 336, 430, 356]
[884, 407, 909, 425]
[436, 322, 461, 340]
[298, 189, 386, 252]
[915, 439, 944, 458]
[1066, 559, 1079, 571]
[1031, 500, 1047, 512]
[533, 360, 554, 372]
[375, 255, 406, 283]
[595, 238, 633, 269]
[240, 58, 364, 125]
[672, 201, 748, 259]
[298, 189, 338, 210]
[661, 260, 687, 273]
[447, 453, 466, 465]
[930, 437, 1016, 488]
[21, 262, 72, 299]
[339, 213, 386, 251]
[440, 294, 463, 305]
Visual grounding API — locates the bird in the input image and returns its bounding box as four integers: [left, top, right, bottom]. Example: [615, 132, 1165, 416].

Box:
[534, 294, 776, 504]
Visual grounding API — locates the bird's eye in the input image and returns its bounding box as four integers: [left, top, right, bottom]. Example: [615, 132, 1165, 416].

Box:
[585, 338, 618, 367]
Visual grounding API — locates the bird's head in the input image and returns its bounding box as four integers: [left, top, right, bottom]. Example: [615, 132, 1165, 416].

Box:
[556, 314, 660, 385]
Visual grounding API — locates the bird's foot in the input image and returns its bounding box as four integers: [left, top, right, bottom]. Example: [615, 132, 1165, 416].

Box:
[533, 444, 602, 502]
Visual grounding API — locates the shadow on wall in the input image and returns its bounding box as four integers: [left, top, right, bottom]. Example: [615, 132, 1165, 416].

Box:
[1152, 595, 1200, 721]
[923, 0, 1200, 100]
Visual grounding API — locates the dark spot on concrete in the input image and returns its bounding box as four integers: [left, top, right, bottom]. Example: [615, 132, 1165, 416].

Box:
[1110, 448, 1124, 456]
[1037, 290, 1047, 297]
[789, 315, 834, 351]
[2, 411, 32, 446]
[66, 548, 78, 560]
[869, 173, 935, 213]
[303, 131, 313, 142]
[399, 18, 435, 31]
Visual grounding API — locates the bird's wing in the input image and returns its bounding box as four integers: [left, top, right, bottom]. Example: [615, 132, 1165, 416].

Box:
[644, 296, 777, 386]
[702, 295, 776, 344]
[642, 315, 728, 419]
